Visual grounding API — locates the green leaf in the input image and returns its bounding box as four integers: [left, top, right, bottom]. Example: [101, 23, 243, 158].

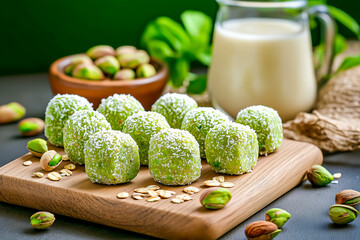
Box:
[336, 54, 360, 73]
[334, 34, 347, 56]
[328, 6, 360, 39]
[187, 74, 207, 94]
[181, 10, 213, 64]
[140, 22, 164, 49]
[146, 40, 174, 60]
[154, 17, 191, 53]
[168, 58, 190, 88]
[196, 46, 212, 66]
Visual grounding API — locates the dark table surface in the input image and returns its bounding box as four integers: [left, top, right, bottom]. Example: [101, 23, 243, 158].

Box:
[0, 73, 359, 240]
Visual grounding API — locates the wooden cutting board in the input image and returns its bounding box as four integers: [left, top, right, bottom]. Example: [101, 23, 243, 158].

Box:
[0, 139, 322, 240]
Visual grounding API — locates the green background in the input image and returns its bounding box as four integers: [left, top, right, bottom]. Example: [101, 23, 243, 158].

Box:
[0, 0, 357, 75]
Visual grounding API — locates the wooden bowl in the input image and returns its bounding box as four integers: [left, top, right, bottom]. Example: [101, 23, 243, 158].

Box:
[48, 56, 168, 110]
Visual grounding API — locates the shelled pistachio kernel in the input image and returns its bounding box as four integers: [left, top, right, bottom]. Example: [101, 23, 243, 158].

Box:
[62, 155, 69, 161]
[23, 160, 32, 166]
[33, 172, 44, 178]
[184, 186, 200, 195]
[220, 182, 235, 188]
[157, 190, 172, 199]
[117, 192, 129, 199]
[64, 163, 76, 170]
[213, 176, 225, 183]
[171, 197, 184, 204]
[333, 173, 342, 179]
[60, 169, 72, 176]
[148, 190, 159, 197]
[146, 185, 161, 190]
[26, 138, 48, 157]
[204, 180, 221, 187]
[177, 194, 192, 201]
[146, 196, 161, 202]
[47, 172, 62, 181]
[132, 193, 144, 200]
[135, 187, 150, 194]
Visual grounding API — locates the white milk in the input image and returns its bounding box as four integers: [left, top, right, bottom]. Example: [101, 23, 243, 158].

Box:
[208, 18, 317, 121]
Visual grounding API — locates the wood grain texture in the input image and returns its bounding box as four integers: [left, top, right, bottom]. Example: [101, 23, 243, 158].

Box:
[0, 139, 322, 240]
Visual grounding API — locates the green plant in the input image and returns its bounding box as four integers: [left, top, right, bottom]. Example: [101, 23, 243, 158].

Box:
[141, 10, 212, 94]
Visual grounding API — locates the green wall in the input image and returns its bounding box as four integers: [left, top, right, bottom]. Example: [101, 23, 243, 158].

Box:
[0, 0, 357, 75]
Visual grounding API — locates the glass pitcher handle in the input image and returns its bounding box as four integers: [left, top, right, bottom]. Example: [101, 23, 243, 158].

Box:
[308, 5, 336, 81]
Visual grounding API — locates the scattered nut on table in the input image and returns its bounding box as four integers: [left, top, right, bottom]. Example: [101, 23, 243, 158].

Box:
[221, 182, 235, 188]
[32, 172, 44, 178]
[23, 160, 32, 166]
[64, 163, 76, 170]
[47, 172, 62, 181]
[117, 192, 129, 199]
[183, 186, 200, 195]
[203, 180, 221, 187]
[60, 169, 72, 176]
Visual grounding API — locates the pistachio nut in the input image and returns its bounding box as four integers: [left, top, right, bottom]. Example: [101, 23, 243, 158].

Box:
[18, 117, 45, 136]
[115, 45, 137, 56]
[86, 45, 115, 60]
[329, 204, 358, 224]
[200, 187, 232, 210]
[113, 69, 135, 81]
[265, 208, 291, 228]
[27, 138, 48, 157]
[72, 63, 104, 80]
[94, 55, 120, 75]
[117, 50, 150, 69]
[245, 221, 281, 240]
[40, 150, 62, 171]
[136, 63, 156, 78]
[335, 189, 360, 207]
[64, 54, 93, 75]
[306, 165, 334, 187]
[0, 102, 26, 124]
[30, 211, 55, 229]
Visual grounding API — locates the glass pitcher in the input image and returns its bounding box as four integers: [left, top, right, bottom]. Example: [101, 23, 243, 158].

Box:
[208, 0, 334, 122]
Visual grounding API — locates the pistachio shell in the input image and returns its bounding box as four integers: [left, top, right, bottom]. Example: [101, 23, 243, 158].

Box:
[95, 55, 120, 75]
[86, 45, 115, 60]
[72, 63, 104, 80]
[335, 189, 360, 207]
[306, 165, 334, 187]
[18, 118, 45, 136]
[30, 211, 55, 229]
[0, 102, 26, 124]
[113, 69, 135, 81]
[245, 221, 281, 240]
[136, 63, 156, 78]
[200, 187, 232, 210]
[27, 138, 48, 157]
[40, 150, 62, 171]
[329, 204, 358, 224]
[265, 208, 291, 228]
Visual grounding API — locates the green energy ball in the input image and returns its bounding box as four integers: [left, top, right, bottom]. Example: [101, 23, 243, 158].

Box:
[181, 107, 229, 158]
[149, 128, 201, 186]
[96, 94, 144, 131]
[151, 93, 198, 129]
[122, 112, 170, 165]
[205, 122, 259, 175]
[63, 110, 111, 165]
[236, 105, 283, 155]
[45, 94, 93, 147]
[84, 130, 140, 185]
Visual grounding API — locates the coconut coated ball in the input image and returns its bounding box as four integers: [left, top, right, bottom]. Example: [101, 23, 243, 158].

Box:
[181, 107, 229, 158]
[45, 94, 93, 147]
[96, 94, 144, 131]
[122, 112, 170, 165]
[205, 122, 259, 175]
[236, 105, 283, 155]
[151, 93, 198, 129]
[84, 130, 140, 185]
[63, 110, 111, 164]
[149, 128, 201, 185]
